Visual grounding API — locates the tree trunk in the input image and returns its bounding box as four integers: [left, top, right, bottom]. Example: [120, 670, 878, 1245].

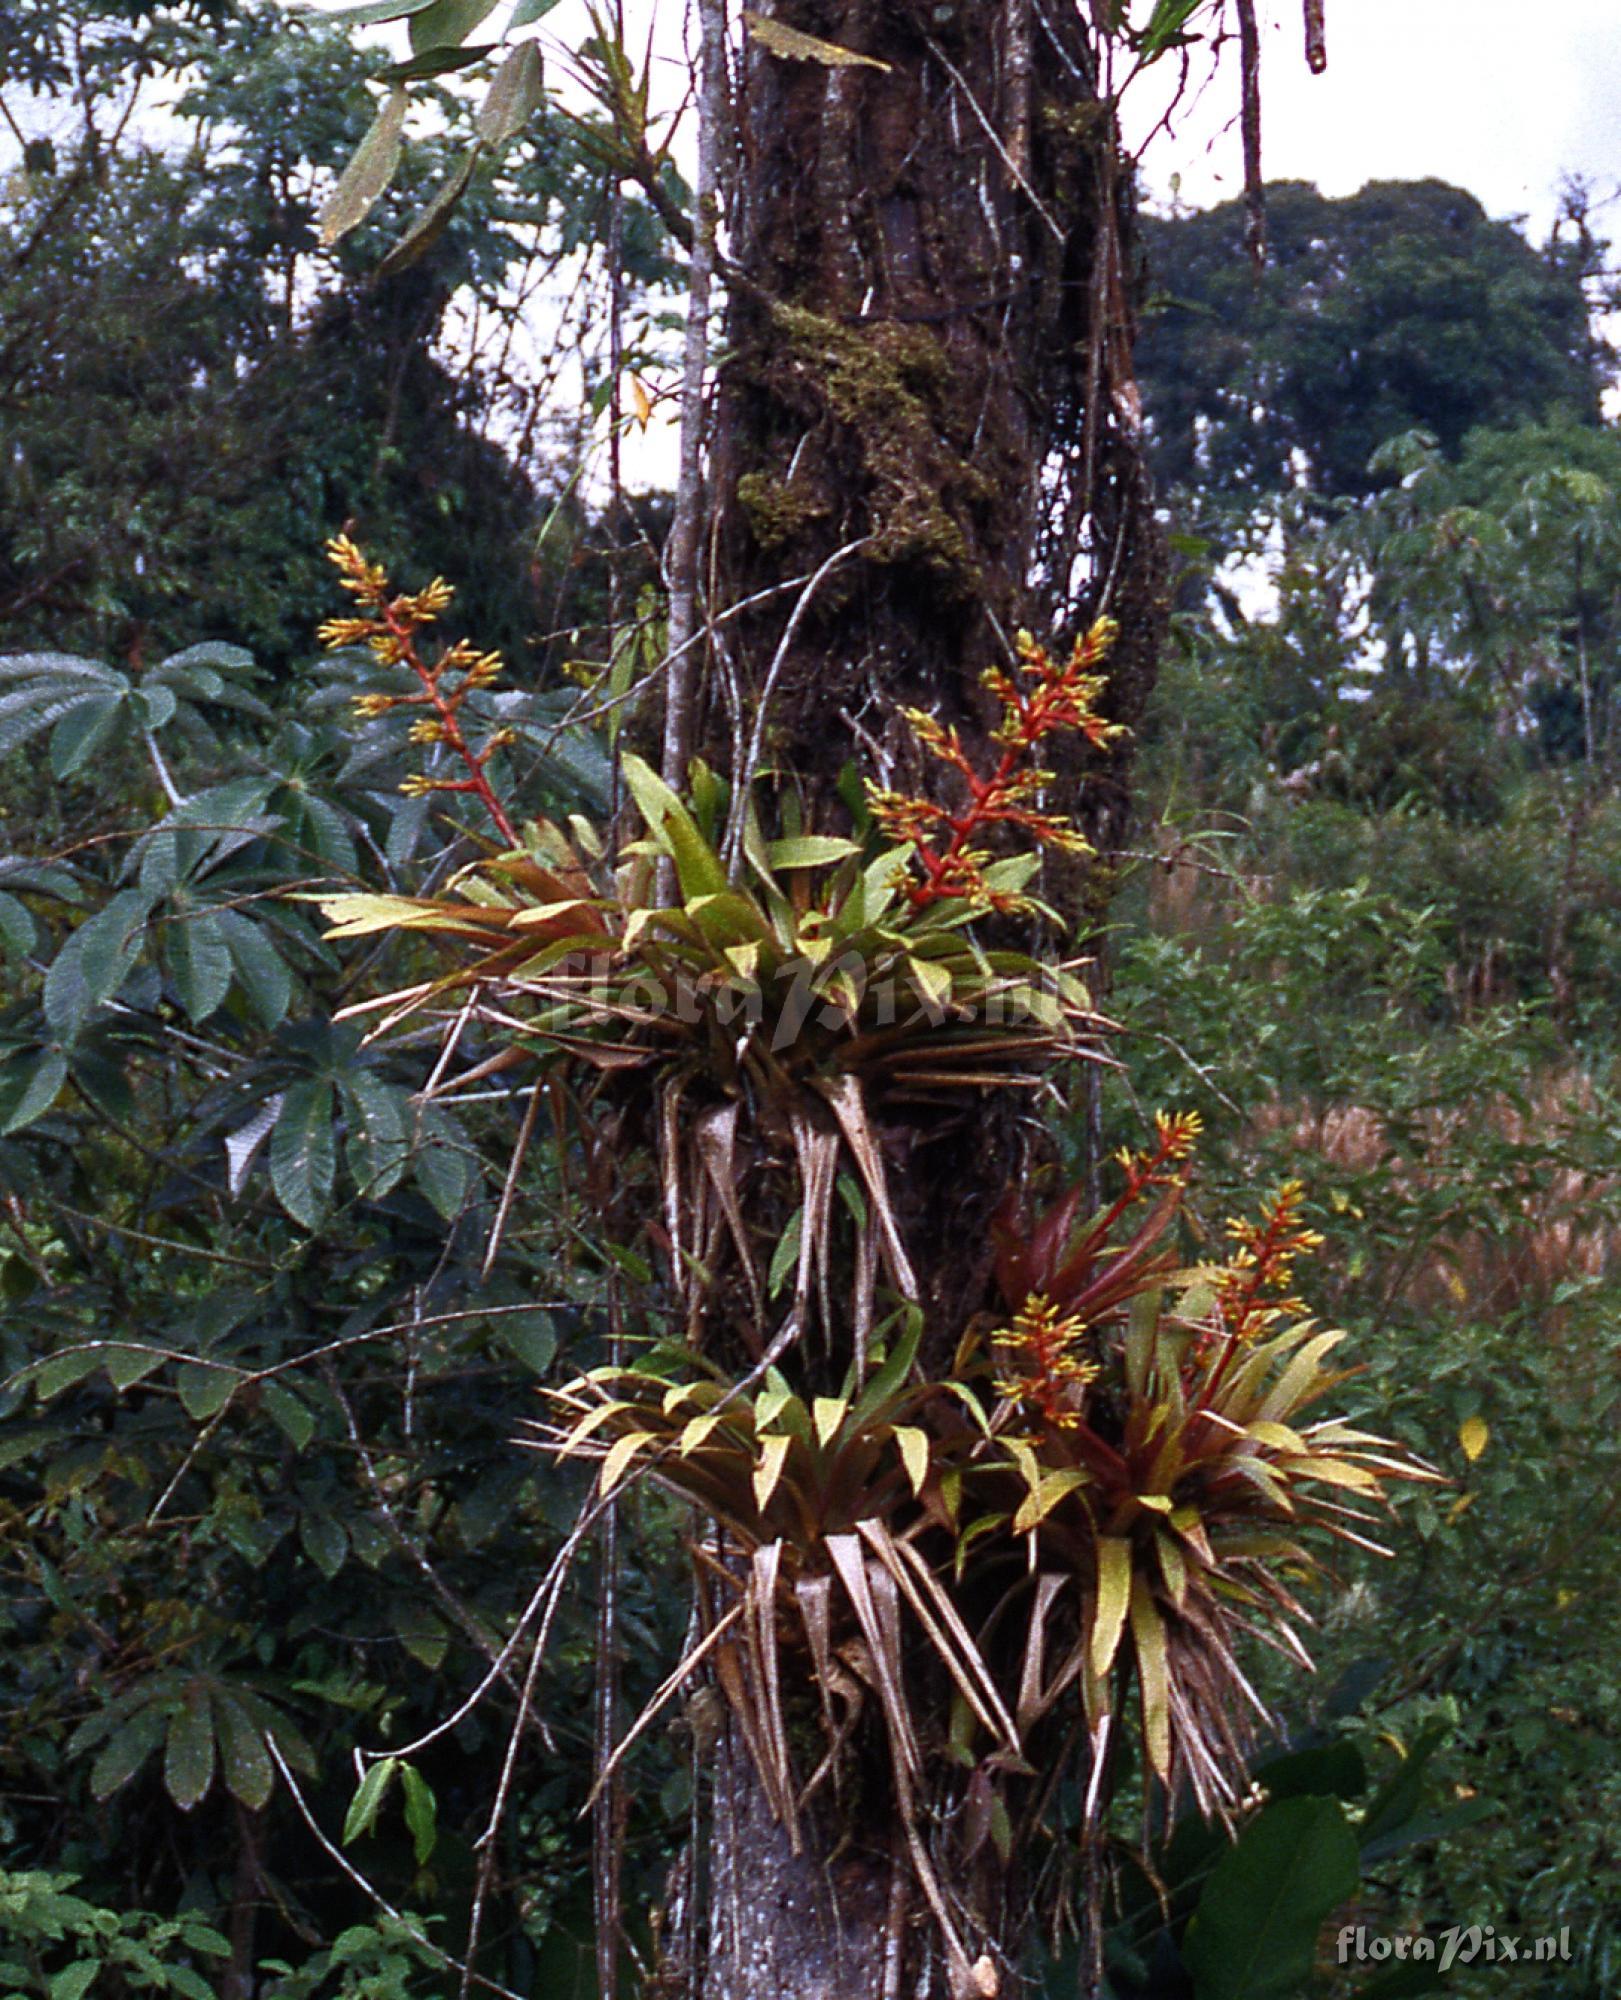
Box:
[666, 4, 1168, 1991]
[708, 1733, 894, 2000]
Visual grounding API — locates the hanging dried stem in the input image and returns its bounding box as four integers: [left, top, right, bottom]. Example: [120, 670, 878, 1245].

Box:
[660, 0, 728, 792]
[1304, 0, 1328, 74]
[1235, 0, 1265, 268]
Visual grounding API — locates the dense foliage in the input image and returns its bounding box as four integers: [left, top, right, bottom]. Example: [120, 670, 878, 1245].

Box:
[1138, 178, 1607, 503]
[0, 0, 676, 672]
[3, 0, 1619, 1992]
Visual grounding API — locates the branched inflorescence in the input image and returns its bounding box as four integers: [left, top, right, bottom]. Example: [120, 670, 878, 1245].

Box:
[1108, 1105, 1203, 1215]
[319, 535, 519, 847]
[866, 617, 1125, 914]
[992, 1295, 1099, 1433]
[1195, 1181, 1328, 1385]
[992, 1110, 1201, 1435]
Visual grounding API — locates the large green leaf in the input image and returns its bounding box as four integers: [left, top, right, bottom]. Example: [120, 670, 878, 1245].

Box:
[1357, 1725, 1452, 1857]
[0, 1047, 67, 1135]
[1182, 1795, 1360, 2000]
[400, 1763, 438, 1864]
[50, 692, 126, 778]
[620, 752, 729, 898]
[43, 889, 155, 1041]
[215, 1694, 275, 1811]
[413, 1106, 476, 1218]
[308, 0, 445, 22]
[300, 1508, 350, 1579]
[341, 1070, 411, 1198]
[89, 1701, 167, 1799]
[318, 85, 408, 249]
[263, 1382, 317, 1452]
[48, 1963, 98, 2000]
[407, 0, 501, 50]
[0, 889, 37, 955]
[166, 906, 233, 1023]
[376, 43, 495, 80]
[270, 1078, 337, 1229]
[179, 1363, 237, 1421]
[216, 908, 294, 1029]
[104, 1343, 168, 1390]
[375, 144, 485, 276]
[164, 1687, 218, 1810]
[343, 1756, 399, 1845]
[475, 40, 544, 144]
[1252, 1737, 1367, 1802]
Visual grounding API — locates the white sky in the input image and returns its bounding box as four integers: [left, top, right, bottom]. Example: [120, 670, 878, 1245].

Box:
[1126, 0, 1621, 235]
[7, 2, 1618, 239]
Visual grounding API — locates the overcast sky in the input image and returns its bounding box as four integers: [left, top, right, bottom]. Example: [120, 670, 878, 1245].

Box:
[1127, 0, 1621, 236]
[8, 2, 1615, 243]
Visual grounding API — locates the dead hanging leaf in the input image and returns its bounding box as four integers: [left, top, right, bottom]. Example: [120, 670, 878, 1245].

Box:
[743, 10, 891, 72]
[694, 1101, 764, 1326]
[749, 1541, 799, 1843]
[376, 142, 484, 278]
[1458, 1415, 1489, 1463]
[627, 373, 653, 430]
[815, 1072, 917, 1301]
[787, 1109, 839, 1327]
[475, 40, 545, 146]
[319, 86, 408, 248]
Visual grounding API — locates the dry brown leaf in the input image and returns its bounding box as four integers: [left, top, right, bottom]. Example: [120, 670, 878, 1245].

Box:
[816, 1072, 917, 1299]
[742, 10, 891, 71]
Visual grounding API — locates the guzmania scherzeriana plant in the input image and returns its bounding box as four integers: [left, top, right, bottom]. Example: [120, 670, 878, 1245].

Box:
[309, 542, 1435, 1982]
[311, 538, 1114, 1355]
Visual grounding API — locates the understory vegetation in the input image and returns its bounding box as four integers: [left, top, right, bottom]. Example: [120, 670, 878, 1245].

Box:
[3, 2, 1619, 1995]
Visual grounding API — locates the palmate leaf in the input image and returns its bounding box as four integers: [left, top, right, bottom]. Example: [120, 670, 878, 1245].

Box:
[340, 1070, 412, 1199]
[164, 1687, 217, 1810]
[270, 1078, 337, 1228]
[43, 889, 156, 1043]
[214, 1694, 276, 1812]
[217, 908, 294, 1029]
[50, 694, 125, 778]
[165, 905, 233, 1023]
[89, 1703, 168, 1800]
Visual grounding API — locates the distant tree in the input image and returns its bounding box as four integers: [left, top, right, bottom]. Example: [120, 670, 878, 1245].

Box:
[1138, 179, 1607, 502]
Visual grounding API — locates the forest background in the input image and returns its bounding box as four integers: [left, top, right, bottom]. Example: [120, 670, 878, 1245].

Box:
[2, 0, 1620, 1995]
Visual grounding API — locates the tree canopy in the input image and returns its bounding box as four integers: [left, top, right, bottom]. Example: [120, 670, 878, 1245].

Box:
[1138, 178, 1606, 500]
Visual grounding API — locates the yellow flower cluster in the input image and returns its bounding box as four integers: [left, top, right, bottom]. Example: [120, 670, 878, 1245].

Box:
[1216, 1180, 1325, 1342]
[993, 1294, 1099, 1431]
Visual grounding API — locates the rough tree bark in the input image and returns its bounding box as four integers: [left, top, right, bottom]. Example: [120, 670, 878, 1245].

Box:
[659, 4, 1168, 1993]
